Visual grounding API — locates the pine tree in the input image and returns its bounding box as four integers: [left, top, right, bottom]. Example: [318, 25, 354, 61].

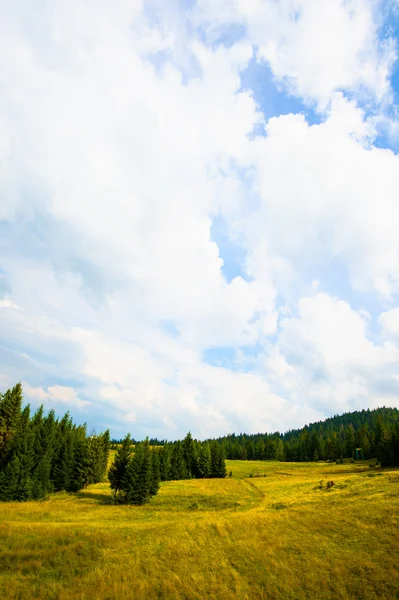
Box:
[108, 434, 132, 499]
[170, 441, 188, 480]
[122, 440, 154, 505]
[88, 430, 111, 484]
[69, 433, 89, 492]
[345, 424, 356, 458]
[197, 443, 211, 478]
[275, 438, 285, 462]
[0, 383, 110, 501]
[182, 432, 197, 477]
[11, 405, 35, 500]
[158, 445, 171, 481]
[0, 455, 21, 500]
[0, 383, 23, 459]
[149, 449, 161, 497]
[210, 442, 226, 478]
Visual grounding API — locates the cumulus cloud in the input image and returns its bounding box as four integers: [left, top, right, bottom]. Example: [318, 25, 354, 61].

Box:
[1, 0, 399, 437]
[195, 0, 396, 109]
[24, 383, 90, 410]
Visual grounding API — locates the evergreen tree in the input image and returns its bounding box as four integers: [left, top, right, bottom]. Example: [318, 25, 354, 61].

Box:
[108, 434, 132, 498]
[170, 441, 188, 480]
[210, 442, 226, 478]
[0, 382, 23, 459]
[122, 440, 155, 505]
[275, 438, 285, 462]
[158, 444, 171, 481]
[182, 432, 197, 477]
[0, 383, 110, 501]
[88, 430, 111, 484]
[197, 442, 211, 478]
[345, 424, 356, 458]
[69, 428, 89, 492]
[149, 449, 161, 497]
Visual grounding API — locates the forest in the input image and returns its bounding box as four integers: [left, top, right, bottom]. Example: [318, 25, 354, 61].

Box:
[0, 383, 226, 504]
[1, 382, 399, 506]
[0, 383, 110, 501]
[114, 406, 399, 467]
[208, 406, 399, 465]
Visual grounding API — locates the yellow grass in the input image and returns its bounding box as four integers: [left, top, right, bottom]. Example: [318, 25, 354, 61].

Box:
[1, 460, 398, 599]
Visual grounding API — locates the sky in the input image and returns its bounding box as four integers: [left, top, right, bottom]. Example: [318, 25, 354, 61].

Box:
[1, 0, 399, 440]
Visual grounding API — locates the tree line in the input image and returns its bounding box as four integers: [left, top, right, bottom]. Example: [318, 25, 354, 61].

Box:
[208, 407, 399, 466]
[2, 382, 398, 505]
[0, 384, 227, 505]
[108, 432, 227, 504]
[0, 383, 110, 501]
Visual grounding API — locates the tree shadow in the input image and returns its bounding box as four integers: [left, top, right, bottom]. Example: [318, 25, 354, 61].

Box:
[74, 490, 112, 504]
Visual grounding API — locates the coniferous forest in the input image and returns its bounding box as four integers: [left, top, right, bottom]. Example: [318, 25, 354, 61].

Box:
[208, 407, 399, 466]
[108, 432, 227, 505]
[0, 383, 110, 501]
[0, 384, 227, 505]
[1, 383, 399, 506]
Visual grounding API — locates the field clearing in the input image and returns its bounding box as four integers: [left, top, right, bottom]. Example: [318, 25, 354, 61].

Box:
[1, 460, 398, 599]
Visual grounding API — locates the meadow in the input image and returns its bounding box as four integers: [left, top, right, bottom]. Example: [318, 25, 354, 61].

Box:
[1, 459, 398, 599]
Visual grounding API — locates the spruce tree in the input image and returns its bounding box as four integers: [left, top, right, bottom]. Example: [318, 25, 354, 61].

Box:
[149, 448, 161, 497]
[88, 430, 111, 484]
[0, 383, 23, 459]
[210, 442, 226, 478]
[182, 432, 197, 478]
[345, 424, 356, 458]
[158, 445, 171, 481]
[109, 434, 132, 499]
[170, 441, 188, 480]
[69, 433, 89, 492]
[197, 443, 211, 478]
[122, 440, 154, 505]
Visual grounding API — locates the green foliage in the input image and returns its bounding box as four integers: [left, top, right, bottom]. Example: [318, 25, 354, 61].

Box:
[108, 438, 160, 505]
[0, 384, 110, 502]
[206, 407, 399, 467]
[108, 434, 132, 498]
[122, 440, 154, 505]
[170, 441, 188, 480]
[210, 441, 227, 478]
[197, 443, 211, 478]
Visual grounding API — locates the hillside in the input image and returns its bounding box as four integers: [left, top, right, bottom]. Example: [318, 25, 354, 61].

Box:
[209, 407, 399, 464]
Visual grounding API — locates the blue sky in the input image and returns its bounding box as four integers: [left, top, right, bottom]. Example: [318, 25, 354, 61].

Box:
[1, 0, 399, 439]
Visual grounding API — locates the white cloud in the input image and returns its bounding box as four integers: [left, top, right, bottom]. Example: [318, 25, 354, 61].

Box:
[379, 308, 399, 342]
[238, 94, 399, 298]
[195, 0, 396, 109]
[273, 293, 399, 413]
[1, 0, 399, 437]
[24, 383, 90, 410]
[0, 299, 22, 311]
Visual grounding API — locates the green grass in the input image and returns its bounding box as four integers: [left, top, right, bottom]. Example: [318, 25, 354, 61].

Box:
[1, 460, 398, 599]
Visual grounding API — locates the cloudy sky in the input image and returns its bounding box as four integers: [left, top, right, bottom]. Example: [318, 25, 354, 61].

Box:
[1, 0, 399, 440]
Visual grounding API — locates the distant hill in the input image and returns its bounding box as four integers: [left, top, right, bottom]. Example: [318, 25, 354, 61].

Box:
[208, 406, 399, 465]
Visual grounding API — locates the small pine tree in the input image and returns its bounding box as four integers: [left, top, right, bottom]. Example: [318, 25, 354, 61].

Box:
[122, 440, 155, 505]
[170, 441, 188, 480]
[69, 435, 89, 492]
[149, 449, 161, 497]
[182, 432, 197, 478]
[108, 434, 132, 499]
[210, 442, 227, 478]
[158, 445, 171, 481]
[197, 443, 211, 478]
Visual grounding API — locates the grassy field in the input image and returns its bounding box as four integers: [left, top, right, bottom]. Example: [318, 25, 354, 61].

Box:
[1, 459, 398, 599]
